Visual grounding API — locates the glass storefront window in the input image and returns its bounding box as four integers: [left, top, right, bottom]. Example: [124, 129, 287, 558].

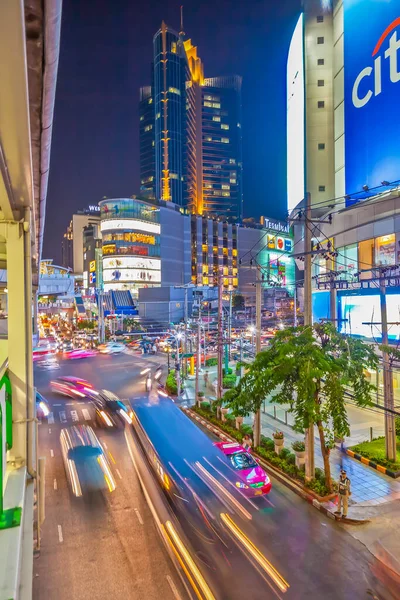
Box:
[375, 234, 395, 266]
[337, 244, 357, 280]
[358, 239, 374, 279]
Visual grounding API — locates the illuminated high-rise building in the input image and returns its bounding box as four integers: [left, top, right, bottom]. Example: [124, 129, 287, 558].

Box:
[139, 20, 243, 220]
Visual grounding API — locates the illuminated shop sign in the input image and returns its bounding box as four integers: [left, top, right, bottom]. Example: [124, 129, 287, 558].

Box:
[262, 217, 290, 234]
[88, 205, 100, 212]
[267, 235, 292, 252]
[103, 269, 161, 283]
[100, 219, 160, 235]
[89, 260, 96, 272]
[376, 234, 395, 266]
[103, 256, 161, 270]
[89, 272, 96, 285]
[344, 1, 400, 198]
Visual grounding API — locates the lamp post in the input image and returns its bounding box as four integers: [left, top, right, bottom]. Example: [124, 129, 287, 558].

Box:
[175, 331, 183, 397]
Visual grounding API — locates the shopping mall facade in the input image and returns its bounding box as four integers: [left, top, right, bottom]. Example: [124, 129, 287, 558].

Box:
[288, 0, 400, 402]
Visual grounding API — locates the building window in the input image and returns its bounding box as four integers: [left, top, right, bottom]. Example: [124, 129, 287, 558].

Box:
[229, 158, 236, 165]
[212, 102, 221, 109]
[317, 15, 324, 23]
[156, 112, 161, 119]
[318, 143, 325, 150]
[204, 101, 212, 108]
[152, 141, 155, 147]
[318, 100, 325, 108]
[205, 136, 212, 142]
[212, 116, 221, 122]
[144, 124, 153, 132]
[221, 184, 230, 190]
[221, 124, 229, 130]
[229, 178, 236, 184]
[169, 87, 181, 95]
[318, 185, 326, 192]
[375, 234, 395, 266]
[317, 37, 324, 44]
[317, 80, 324, 87]
[222, 192, 230, 197]
[317, 58, 325, 66]
[140, 115, 144, 121]
[221, 137, 229, 143]
[170, 173, 178, 179]
[171, 42, 177, 53]
[148, 98, 153, 104]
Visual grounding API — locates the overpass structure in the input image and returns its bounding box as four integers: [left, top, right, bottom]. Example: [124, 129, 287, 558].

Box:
[0, 1, 62, 598]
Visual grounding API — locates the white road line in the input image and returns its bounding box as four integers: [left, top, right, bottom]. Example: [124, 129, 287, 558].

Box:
[48, 428, 52, 434]
[103, 441, 108, 449]
[58, 524, 63, 543]
[82, 408, 91, 421]
[166, 575, 182, 600]
[70, 410, 79, 422]
[54, 479, 58, 490]
[66, 402, 74, 405]
[134, 508, 144, 525]
[116, 469, 123, 480]
[77, 402, 85, 405]
[50, 449, 54, 458]
[48, 413, 54, 425]
[59, 411, 67, 423]
[53, 403, 62, 407]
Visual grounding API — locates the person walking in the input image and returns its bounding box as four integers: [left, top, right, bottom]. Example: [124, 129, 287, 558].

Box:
[335, 469, 351, 518]
[242, 434, 252, 451]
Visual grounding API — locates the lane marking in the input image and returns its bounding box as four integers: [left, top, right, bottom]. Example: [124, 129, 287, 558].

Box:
[58, 524, 63, 543]
[108, 452, 116, 464]
[70, 410, 79, 422]
[48, 428, 52, 434]
[50, 449, 54, 458]
[82, 408, 91, 421]
[54, 479, 58, 490]
[116, 469, 123, 480]
[103, 441, 108, 449]
[53, 403, 62, 407]
[134, 508, 144, 525]
[66, 402, 74, 406]
[59, 411, 67, 423]
[48, 414, 54, 425]
[166, 575, 182, 600]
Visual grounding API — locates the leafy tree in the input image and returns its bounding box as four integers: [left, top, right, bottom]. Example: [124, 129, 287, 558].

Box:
[232, 294, 245, 311]
[224, 323, 378, 491]
[77, 319, 95, 330]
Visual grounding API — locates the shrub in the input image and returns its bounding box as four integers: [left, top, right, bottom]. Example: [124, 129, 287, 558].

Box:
[205, 357, 218, 367]
[314, 467, 325, 483]
[222, 374, 236, 389]
[165, 371, 178, 395]
[200, 401, 211, 411]
[223, 367, 233, 376]
[292, 441, 306, 452]
[240, 424, 253, 436]
[279, 447, 291, 459]
[286, 452, 296, 465]
[395, 417, 400, 436]
[260, 436, 275, 451]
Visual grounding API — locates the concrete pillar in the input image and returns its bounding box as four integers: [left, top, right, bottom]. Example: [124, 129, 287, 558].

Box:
[6, 222, 34, 468]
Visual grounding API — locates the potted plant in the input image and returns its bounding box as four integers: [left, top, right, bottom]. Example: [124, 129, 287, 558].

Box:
[292, 440, 306, 468]
[272, 430, 284, 455]
[196, 390, 205, 407]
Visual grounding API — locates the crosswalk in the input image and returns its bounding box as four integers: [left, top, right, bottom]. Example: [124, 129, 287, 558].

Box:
[40, 407, 95, 425]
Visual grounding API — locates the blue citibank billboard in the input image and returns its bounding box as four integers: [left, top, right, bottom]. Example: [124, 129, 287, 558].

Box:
[344, 1, 400, 201]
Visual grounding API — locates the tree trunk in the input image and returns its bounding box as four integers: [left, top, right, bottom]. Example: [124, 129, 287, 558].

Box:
[253, 409, 261, 447]
[317, 420, 332, 493]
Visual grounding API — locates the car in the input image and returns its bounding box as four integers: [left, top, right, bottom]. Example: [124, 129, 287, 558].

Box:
[214, 441, 272, 496]
[92, 389, 132, 428]
[50, 376, 95, 398]
[36, 390, 50, 419]
[65, 348, 97, 360]
[33, 347, 55, 362]
[98, 342, 125, 354]
[60, 425, 116, 497]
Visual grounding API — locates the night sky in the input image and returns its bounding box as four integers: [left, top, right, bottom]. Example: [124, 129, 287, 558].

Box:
[44, 0, 301, 262]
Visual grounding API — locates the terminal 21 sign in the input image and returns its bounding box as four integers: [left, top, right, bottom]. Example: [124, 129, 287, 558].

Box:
[344, 0, 400, 200]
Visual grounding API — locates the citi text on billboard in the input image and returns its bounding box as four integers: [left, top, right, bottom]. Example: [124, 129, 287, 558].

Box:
[352, 17, 400, 108]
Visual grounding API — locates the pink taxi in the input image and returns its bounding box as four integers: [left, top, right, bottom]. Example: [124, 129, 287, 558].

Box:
[214, 441, 272, 496]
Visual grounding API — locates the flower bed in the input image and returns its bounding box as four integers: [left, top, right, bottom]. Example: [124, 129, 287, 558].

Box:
[192, 405, 331, 497]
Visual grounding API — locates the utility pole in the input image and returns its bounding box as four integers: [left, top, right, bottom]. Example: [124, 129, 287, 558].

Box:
[304, 191, 315, 481]
[379, 272, 397, 461]
[253, 265, 262, 447]
[228, 291, 233, 360]
[330, 272, 337, 328]
[293, 284, 298, 327]
[195, 302, 201, 406]
[176, 334, 181, 398]
[183, 287, 188, 378]
[217, 270, 224, 402]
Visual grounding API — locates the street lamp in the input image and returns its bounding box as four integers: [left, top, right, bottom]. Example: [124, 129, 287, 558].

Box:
[175, 331, 183, 397]
[248, 325, 256, 352]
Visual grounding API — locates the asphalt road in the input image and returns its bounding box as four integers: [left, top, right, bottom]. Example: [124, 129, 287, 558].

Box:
[32, 351, 398, 600]
[33, 351, 185, 600]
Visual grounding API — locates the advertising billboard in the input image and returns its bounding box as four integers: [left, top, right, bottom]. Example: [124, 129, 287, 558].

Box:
[103, 269, 161, 284]
[338, 292, 400, 341]
[103, 257, 161, 271]
[287, 13, 305, 213]
[344, 1, 400, 200]
[100, 219, 160, 235]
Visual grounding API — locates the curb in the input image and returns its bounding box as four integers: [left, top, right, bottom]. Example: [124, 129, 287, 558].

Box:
[182, 407, 370, 526]
[345, 449, 400, 479]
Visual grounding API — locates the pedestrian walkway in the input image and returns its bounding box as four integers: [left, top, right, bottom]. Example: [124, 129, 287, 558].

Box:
[40, 404, 96, 426]
[248, 411, 400, 508]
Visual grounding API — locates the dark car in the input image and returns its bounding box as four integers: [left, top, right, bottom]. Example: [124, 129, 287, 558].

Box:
[92, 389, 132, 429]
